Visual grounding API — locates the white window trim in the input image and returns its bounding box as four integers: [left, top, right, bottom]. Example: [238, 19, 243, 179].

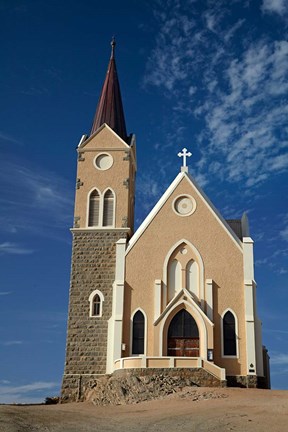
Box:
[221, 308, 239, 358]
[89, 290, 104, 318]
[186, 259, 200, 300]
[172, 194, 197, 217]
[102, 187, 116, 228]
[94, 152, 114, 171]
[162, 239, 204, 308]
[87, 187, 101, 227]
[86, 187, 116, 228]
[130, 308, 147, 356]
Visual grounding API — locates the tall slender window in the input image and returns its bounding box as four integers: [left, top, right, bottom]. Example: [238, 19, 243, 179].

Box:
[168, 259, 181, 302]
[186, 260, 199, 298]
[223, 311, 237, 356]
[88, 190, 100, 227]
[132, 310, 145, 355]
[103, 189, 114, 226]
[92, 294, 101, 316]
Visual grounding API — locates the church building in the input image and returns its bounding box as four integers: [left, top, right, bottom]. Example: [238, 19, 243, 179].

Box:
[61, 40, 270, 401]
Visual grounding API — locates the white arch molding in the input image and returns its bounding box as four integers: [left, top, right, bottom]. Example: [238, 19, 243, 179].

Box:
[86, 186, 116, 228]
[163, 239, 205, 307]
[102, 187, 116, 227]
[158, 299, 208, 359]
[88, 289, 104, 317]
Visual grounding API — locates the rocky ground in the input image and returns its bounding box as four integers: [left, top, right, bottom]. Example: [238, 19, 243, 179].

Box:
[1, 387, 288, 432]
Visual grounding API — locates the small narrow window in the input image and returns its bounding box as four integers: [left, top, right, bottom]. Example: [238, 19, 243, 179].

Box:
[132, 310, 145, 355]
[88, 190, 100, 227]
[223, 311, 237, 356]
[92, 294, 101, 316]
[168, 259, 181, 302]
[103, 189, 114, 226]
[89, 290, 104, 318]
[186, 259, 199, 298]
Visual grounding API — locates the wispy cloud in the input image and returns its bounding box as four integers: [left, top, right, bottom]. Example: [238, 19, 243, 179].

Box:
[143, 1, 288, 194]
[0, 381, 59, 404]
[1, 341, 23, 346]
[0, 291, 12, 296]
[280, 226, 288, 242]
[270, 352, 288, 365]
[0, 242, 34, 255]
[0, 160, 74, 239]
[261, 0, 288, 16]
[0, 131, 22, 145]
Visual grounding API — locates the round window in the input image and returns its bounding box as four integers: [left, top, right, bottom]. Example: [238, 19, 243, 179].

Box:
[173, 195, 196, 216]
[95, 153, 113, 170]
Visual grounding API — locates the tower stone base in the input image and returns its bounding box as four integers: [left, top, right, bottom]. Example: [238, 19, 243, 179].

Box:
[62, 229, 129, 401]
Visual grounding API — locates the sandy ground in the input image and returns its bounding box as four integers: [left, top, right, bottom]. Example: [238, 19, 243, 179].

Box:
[0, 388, 287, 432]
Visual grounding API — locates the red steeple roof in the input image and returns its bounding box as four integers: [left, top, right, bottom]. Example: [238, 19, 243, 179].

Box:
[90, 39, 127, 141]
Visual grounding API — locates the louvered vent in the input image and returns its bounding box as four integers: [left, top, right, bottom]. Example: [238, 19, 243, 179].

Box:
[88, 190, 100, 226]
[103, 189, 114, 226]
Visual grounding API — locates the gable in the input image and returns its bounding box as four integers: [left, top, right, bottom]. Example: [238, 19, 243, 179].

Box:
[78, 123, 130, 151]
[126, 172, 242, 255]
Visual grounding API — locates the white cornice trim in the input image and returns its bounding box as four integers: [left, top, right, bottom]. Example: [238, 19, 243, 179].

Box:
[126, 172, 242, 254]
[78, 123, 130, 149]
[71, 228, 131, 233]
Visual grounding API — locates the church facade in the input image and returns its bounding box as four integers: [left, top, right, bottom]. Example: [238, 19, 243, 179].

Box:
[61, 41, 270, 401]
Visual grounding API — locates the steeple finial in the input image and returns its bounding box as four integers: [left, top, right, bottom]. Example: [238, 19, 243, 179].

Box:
[90, 39, 127, 141]
[111, 36, 116, 58]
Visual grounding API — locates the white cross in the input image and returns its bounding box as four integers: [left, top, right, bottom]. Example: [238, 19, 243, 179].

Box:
[178, 148, 192, 167]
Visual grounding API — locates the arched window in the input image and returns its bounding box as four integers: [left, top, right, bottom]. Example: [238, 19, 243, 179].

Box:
[103, 189, 114, 227]
[88, 190, 100, 227]
[92, 294, 101, 316]
[186, 260, 199, 298]
[223, 311, 237, 356]
[89, 290, 104, 318]
[132, 310, 145, 355]
[168, 259, 181, 302]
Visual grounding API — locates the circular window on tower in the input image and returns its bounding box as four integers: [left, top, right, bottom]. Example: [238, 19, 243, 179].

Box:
[94, 153, 113, 170]
[173, 195, 196, 217]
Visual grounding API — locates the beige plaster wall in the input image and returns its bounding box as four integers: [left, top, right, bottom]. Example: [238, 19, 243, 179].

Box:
[124, 175, 246, 376]
[74, 126, 135, 229]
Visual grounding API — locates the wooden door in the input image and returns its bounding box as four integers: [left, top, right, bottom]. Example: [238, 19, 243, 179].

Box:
[167, 310, 199, 357]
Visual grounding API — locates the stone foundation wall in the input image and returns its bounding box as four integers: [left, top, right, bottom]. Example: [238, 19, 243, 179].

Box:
[61, 230, 128, 401]
[226, 375, 269, 388]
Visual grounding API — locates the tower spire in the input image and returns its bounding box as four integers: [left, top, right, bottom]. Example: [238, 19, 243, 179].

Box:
[90, 38, 127, 141]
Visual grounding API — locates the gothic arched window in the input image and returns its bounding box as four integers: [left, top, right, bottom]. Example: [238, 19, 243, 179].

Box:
[168, 259, 181, 302]
[92, 294, 101, 316]
[88, 189, 100, 227]
[186, 259, 199, 298]
[223, 311, 237, 356]
[132, 310, 145, 355]
[103, 189, 114, 227]
[89, 290, 104, 318]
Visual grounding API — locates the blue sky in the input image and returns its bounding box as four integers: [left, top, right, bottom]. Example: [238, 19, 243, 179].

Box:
[0, 0, 287, 403]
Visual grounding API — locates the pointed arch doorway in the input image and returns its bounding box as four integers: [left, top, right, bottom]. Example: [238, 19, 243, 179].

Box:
[168, 309, 199, 357]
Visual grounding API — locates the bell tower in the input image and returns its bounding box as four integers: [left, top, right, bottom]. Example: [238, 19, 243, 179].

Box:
[61, 40, 136, 401]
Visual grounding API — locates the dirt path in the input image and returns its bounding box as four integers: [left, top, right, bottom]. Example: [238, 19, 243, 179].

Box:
[0, 388, 287, 432]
